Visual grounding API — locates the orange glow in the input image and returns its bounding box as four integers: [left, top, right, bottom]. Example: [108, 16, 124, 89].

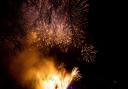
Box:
[34, 60, 80, 89]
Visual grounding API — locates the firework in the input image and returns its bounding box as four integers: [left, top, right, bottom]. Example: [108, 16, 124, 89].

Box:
[5, 0, 97, 89]
[81, 44, 97, 62]
[20, 0, 96, 62]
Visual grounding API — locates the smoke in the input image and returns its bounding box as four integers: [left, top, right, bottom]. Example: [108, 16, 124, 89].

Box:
[8, 45, 80, 89]
[0, 0, 97, 89]
[9, 48, 47, 87]
[8, 32, 80, 89]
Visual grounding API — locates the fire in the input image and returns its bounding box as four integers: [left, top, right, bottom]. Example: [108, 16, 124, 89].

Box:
[34, 60, 80, 89]
[8, 33, 81, 89]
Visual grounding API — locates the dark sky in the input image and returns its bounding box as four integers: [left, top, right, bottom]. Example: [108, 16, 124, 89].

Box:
[0, 0, 123, 89]
[87, 0, 123, 89]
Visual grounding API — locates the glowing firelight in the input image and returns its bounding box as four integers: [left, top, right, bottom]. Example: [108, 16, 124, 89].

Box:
[34, 61, 80, 89]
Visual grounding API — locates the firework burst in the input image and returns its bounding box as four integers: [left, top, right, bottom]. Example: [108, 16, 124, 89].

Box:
[20, 0, 96, 62]
[0, 0, 97, 89]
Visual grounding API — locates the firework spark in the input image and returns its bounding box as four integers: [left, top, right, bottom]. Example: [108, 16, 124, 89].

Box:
[1, 0, 97, 89]
[20, 0, 96, 62]
[81, 44, 97, 62]
[7, 0, 96, 89]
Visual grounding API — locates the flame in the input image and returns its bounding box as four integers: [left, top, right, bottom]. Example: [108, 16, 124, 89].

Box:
[8, 29, 81, 89]
[34, 60, 80, 89]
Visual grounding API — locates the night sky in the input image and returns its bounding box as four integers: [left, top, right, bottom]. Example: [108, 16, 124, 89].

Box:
[0, 0, 122, 89]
